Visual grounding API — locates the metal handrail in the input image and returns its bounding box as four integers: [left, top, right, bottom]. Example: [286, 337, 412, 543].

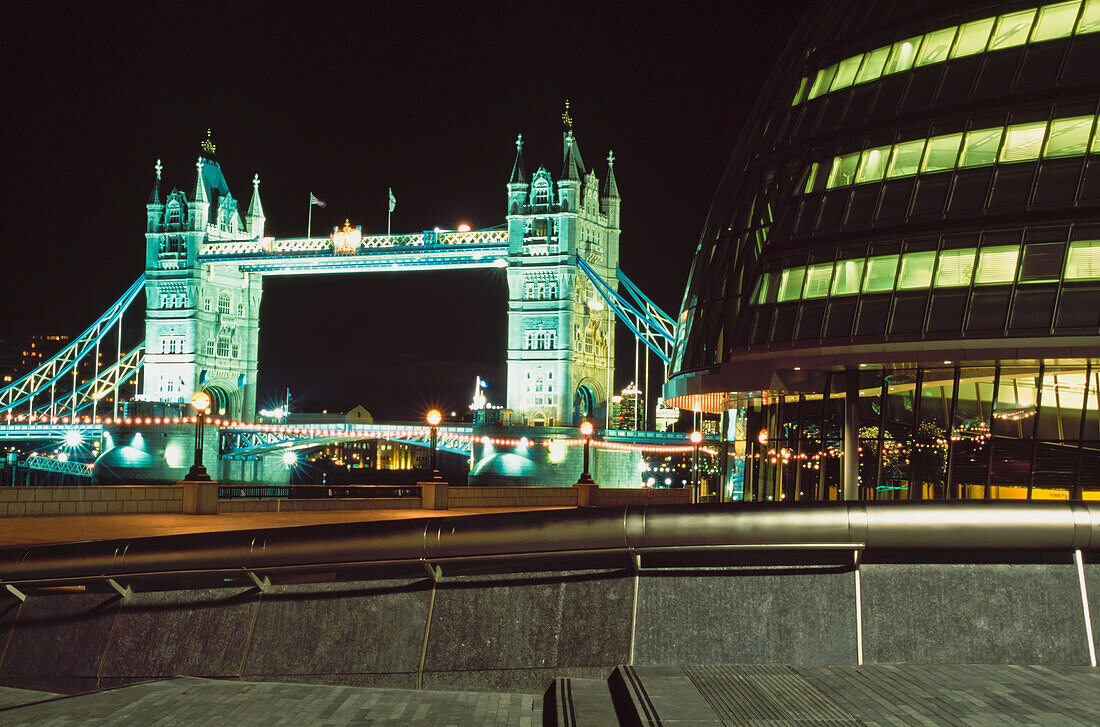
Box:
[0, 502, 1095, 590]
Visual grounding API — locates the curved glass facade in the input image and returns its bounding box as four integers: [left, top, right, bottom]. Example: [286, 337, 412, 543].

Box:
[666, 0, 1100, 501]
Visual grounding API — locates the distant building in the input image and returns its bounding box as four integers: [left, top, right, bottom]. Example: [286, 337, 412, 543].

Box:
[0, 334, 70, 384]
[615, 383, 644, 431]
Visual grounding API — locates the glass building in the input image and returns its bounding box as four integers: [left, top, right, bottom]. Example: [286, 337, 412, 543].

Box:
[664, 0, 1100, 501]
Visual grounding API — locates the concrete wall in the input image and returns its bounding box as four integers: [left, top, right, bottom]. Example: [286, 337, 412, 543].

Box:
[0, 485, 183, 516]
[0, 558, 1094, 695]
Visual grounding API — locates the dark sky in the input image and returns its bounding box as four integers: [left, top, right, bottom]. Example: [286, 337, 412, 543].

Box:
[1, 1, 812, 420]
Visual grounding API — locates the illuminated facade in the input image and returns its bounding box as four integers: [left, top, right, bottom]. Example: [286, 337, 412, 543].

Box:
[138, 125, 619, 425]
[504, 125, 621, 426]
[139, 133, 265, 419]
[666, 0, 1100, 500]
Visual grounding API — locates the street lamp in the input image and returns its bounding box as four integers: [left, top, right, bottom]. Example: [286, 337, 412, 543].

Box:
[577, 420, 595, 484]
[426, 409, 444, 482]
[690, 430, 703, 503]
[184, 390, 212, 482]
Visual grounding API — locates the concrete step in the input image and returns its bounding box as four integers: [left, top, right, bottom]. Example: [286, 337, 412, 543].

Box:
[543, 676, 622, 727]
[608, 665, 723, 726]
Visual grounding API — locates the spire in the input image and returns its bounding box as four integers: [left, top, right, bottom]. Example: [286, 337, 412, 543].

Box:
[562, 130, 584, 181]
[509, 133, 527, 184]
[603, 150, 619, 198]
[248, 173, 265, 219]
[148, 159, 163, 205]
[192, 156, 209, 205]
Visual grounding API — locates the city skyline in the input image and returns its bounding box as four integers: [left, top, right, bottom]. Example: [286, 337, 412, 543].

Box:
[0, 2, 812, 419]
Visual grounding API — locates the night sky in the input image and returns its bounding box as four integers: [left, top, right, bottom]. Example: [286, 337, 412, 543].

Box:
[1, 1, 812, 420]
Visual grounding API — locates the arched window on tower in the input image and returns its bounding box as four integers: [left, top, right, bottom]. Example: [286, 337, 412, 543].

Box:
[218, 292, 231, 315]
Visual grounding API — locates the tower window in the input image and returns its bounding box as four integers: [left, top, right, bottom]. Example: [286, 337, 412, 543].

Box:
[218, 292, 232, 315]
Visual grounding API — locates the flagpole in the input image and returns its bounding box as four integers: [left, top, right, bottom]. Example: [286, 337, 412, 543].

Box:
[307, 193, 313, 239]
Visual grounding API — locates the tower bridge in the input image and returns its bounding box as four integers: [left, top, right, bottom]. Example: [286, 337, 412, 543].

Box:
[139, 127, 630, 428]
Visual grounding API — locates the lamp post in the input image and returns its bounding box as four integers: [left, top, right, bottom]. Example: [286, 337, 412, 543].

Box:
[426, 409, 443, 482]
[690, 430, 703, 503]
[185, 390, 212, 482]
[577, 420, 595, 484]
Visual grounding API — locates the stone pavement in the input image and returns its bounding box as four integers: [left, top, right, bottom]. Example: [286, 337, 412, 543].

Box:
[0, 506, 568, 548]
[0, 677, 540, 727]
[615, 664, 1100, 726]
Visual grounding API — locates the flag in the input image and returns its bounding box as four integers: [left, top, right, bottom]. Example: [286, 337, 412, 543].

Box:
[388, 188, 396, 213]
[310, 193, 326, 208]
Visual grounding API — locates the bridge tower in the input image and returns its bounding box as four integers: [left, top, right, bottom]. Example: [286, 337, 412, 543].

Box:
[137, 132, 264, 420]
[504, 118, 621, 427]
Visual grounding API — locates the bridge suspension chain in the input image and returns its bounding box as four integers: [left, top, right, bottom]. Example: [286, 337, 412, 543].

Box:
[0, 275, 145, 417]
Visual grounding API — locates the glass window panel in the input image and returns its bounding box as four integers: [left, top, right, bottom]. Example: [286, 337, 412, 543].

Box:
[897, 251, 936, 289]
[856, 146, 890, 183]
[884, 36, 921, 74]
[1018, 242, 1065, 282]
[888, 139, 927, 178]
[1077, 0, 1100, 33]
[855, 46, 890, 83]
[808, 65, 838, 100]
[804, 162, 820, 194]
[792, 77, 809, 106]
[990, 9, 1037, 49]
[936, 249, 976, 286]
[1000, 121, 1047, 162]
[1044, 116, 1093, 157]
[863, 255, 900, 292]
[1031, 1, 1081, 41]
[975, 245, 1021, 283]
[756, 272, 771, 304]
[1094, 122, 1100, 152]
[922, 133, 963, 172]
[951, 18, 995, 57]
[832, 259, 865, 295]
[778, 267, 806, 301]
[831, 55, 863, 91]
[804, 263, 834, 299]
[1065, 240, 1100, 278]
[916, 27, 957, 66]
[959, 128, 1004, 168]
[827, 152, 860, 188]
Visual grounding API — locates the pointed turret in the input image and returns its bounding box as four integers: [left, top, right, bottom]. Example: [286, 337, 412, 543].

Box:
[510, 133, 526, 184]
[561, 130, 584, 181]
[190, 156, 210, 230]
[603, 150, 619, 199]
[146, 159, 164, 233]
[247, 173, 266, 238]
[149, 159, 163, 205]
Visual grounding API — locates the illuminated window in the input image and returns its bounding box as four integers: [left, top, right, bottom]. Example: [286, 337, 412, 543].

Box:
[831, 259, 864, 296]
[975, 246, 1020, 284]
[935, 249, 976, 287]
[803, 263, 834, 299]
[1000, 121, 1047, 163]
[756, 272, 771, 304]
[884, 36, 921, 74]
[887, 139, 926, 178]
[803, 163, 819, 194]
[791, 77, 809, 106]
[897, 251, 936, 289]
[1031, 1, 1082, 41]
[808, 64, 838, 100]
[921, 134, 962, 173]
[863, 255, 899, 293]
[1079, 0, 1100, 33]
[856, 146, 890, 183]
[232, 343, 240, 358]
[855, 47, 889, 83]
[1093, 125, 1100, 153]
[205, 339, 215, 356]
[218, 292, 231, 315]
[203, 298, 211, 312]
[989, 9, 1036, 50]
[1065, 241, 1100, 278]
[959, 128, 1004, 168]
[830, 55, 862, 91]
[778, 267, 806, 302]
[1044, 116, 1093, 157]
[915, 27, 957, 66]
[217, 336, 231, 357]
[951, 18, 995, 57]
[826, 153, 860, 188]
